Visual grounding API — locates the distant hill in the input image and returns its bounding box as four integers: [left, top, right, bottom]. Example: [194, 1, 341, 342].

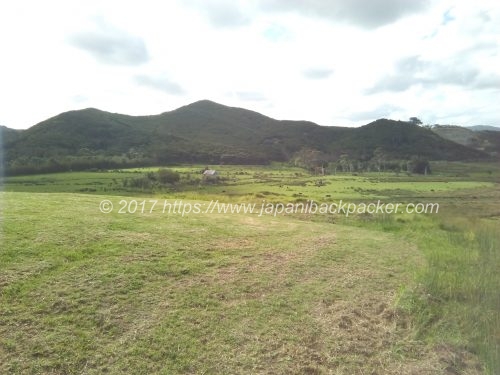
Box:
[432, 125, 481, 147]
[5, 108, 153, 158]
[432, 125, 500, 157]
[466, 125, 500, 132]
[0, 125, 22, 145]
[331, 119, 483, 161]
[2, 100, 490, 175]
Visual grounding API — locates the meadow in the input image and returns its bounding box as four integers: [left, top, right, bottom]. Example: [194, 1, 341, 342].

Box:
[1, 161, 499, 374]
[2, 162, 494, 201]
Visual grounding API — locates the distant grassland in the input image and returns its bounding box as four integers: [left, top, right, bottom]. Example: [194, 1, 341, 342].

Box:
[1, 161, 499, 374]
[1, 162, 496, 201]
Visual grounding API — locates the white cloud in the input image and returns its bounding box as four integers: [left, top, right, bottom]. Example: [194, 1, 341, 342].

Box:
[184, 0, 253, 28]
[0, 0, 498, 129]
[302, 68, 334, 80]
[232, 91, 267, 102]
[365, 54, 496, 94]
[69, 20, 149, 66]
[259, 0, 431, 29]
[135, 74, 185, 95]
[348, 104, 403, 122]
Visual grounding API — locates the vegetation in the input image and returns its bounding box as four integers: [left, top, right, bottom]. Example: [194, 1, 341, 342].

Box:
[432, 125, 500, 157]
[415, 219, 500, 372]
[1, 100, 499, 372]
[2, 101, 492, 176]
[409, 116, 423, 125]
[1, 161, 499, 373]
[0, 191, 429, 374]
[345, 211, 500, 374]
[2, 163, 493, 198]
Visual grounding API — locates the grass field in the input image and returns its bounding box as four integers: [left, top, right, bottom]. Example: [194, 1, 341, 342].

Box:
[2, 163, 494, 202]
[1, 161, 499, 374]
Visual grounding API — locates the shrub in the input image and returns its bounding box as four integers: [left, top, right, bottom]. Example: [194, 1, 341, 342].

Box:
[157, 168, 180, 184]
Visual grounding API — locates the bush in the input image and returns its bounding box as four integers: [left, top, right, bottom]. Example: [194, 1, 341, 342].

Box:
[157, 168, 180, 184]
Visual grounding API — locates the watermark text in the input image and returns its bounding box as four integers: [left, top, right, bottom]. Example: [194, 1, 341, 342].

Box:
[99, 199, 439, 217]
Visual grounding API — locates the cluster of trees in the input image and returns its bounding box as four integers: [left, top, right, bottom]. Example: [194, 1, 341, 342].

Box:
[292, 147, 431, 175]
[123, 168, 181, 190]
[4, 148, 270, 176]
[4, 146, 431, 177]
[4, 153, 155, 176]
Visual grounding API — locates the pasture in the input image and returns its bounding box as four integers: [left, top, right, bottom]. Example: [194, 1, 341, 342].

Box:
[1, 161, 499, 374]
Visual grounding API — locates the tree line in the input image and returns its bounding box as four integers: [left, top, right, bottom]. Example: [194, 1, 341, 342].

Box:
[3, 146, 431, 176]
[291, 147, 431, 174]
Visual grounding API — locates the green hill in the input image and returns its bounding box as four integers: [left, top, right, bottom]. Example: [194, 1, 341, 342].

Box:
[1, 125, 22, 146]
[432, 125, 500, 157]
[3, 100, 489, 175]
[349, 120, 482, 160]
[5, 108, 151, 158]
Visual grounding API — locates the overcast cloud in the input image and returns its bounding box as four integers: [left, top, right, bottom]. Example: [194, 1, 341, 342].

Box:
[234, 91, 268, 102]
[259, 0, 431, 29]
[70, 21, 149, 66]
[0, 0, 498, 129]
[366, 55, 480, 93]
[303, 68, 334, 80]
[348, 104, 403, 122]
[135, 74, 184, 95]
[186, 0, 252, 28]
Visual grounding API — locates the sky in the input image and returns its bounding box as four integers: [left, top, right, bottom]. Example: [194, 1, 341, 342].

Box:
[0, 0, 499, 129]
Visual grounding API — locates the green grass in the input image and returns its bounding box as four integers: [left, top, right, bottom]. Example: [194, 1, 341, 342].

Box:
[1, 163, 494, 202]
[345, 212, 500, 374]
[0, 171, 142, 194]
[2, 191, 430, 374]
[431, 161, 500, 180]
[412, 218, 500, 373]
[1, 161, 500, 373]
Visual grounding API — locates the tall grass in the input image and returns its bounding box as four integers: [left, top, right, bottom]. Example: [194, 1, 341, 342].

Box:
[346, 212, 499, 373]
[412, 217, 499, 373]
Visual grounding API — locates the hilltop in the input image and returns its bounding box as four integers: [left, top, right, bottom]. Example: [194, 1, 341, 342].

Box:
[0, 125, 22, 144]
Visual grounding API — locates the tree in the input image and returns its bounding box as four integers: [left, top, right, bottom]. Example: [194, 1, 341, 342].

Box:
[372, 147, 386, 172]
[407, 156, 431, 175]
[337, 154, 352, 173]
[409, 117, 423, 125]
[292, 148, 328, 173]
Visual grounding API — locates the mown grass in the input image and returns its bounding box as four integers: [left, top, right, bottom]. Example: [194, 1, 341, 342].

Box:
[2, 192, 431, 374]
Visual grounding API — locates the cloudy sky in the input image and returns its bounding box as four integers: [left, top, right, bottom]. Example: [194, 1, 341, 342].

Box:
[1, 0, 499, 129]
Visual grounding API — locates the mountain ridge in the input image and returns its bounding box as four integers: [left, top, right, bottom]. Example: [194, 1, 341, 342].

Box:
[2, 100, 493, 175]
[466, 125, 500, 132]
[432, 125, 500, 156]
